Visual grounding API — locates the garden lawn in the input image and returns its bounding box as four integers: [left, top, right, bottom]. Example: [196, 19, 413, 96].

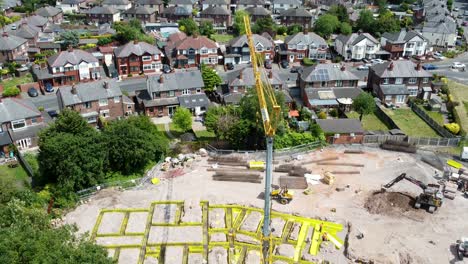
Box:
[421, 107, 445, 126]
[346, 111, 390, 131]
[0, 74, 33, 90]
[382, 108, 439, 137]
[212, 34, 234, 44]
[169, 123, 185, 137]
[0, 164, 29, 188]
[194, 130, 216, 141]
[448, 81, 468, 134]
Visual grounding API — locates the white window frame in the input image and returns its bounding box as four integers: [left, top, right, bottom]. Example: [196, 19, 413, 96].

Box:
[99, 98, 108, 106]
[101, 109, 110, 118]
[408, 87, 418, 97]
[114, 96, 120, 103]
[200, 48, 208, 54]
[169, 91, 175, 97]
[143, 64, 152, 70]
[335, 80, 343, 87]
[385, 95, 392, 101]
[382, 78, 389, 84]
[423, 77, 429, 83]
[142, 56, 152, 61]
[408, 77, 417, 84]
[395, 78, 403, 84]
[396, 94, 406, 103]
[87, 116, 97, 123]
[182, 89, 190, 95]
[11, 119, 26, 130]
[233, 86, 238, 93]
[297, 53, 304, 59]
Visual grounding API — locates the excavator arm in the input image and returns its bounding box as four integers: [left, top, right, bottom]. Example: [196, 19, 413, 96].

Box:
[383, 173, 427, 190]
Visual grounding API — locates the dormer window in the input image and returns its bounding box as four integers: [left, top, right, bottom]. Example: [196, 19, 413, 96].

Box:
[142, 56, 152, 61]
[201, 48, 208, 54]
[11, 119, 26, 130]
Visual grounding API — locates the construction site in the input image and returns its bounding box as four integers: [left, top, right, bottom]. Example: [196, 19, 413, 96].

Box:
[65, 145, 468, 264]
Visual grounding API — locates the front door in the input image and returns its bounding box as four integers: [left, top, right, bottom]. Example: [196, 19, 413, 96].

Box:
[168, 106, 177, 116]
[289, 55, 294, 63]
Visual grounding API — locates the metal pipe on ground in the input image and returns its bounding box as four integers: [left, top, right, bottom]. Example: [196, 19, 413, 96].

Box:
[317, 162, 365, 167]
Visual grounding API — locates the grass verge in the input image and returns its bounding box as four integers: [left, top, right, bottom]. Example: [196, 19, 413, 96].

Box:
[346, 111, 390, 131]
[382, 108, 440, 137]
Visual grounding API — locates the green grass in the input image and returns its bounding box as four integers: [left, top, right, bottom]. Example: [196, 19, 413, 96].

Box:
[194, 130, 216, 141]
[0, 74, 33, 90]
[104, 161, 158, 183]
[275, 35, 286, 41]
[211, 34, 235, 43]
[382, 108, 440, 137]
[448, 81, 468, 134]
[463, 101, 468, 114]
[169, 123, 185, 137]
[346, 111, 390, 131]
[0, 164, 29, 189]
[421, 107, 445, 126]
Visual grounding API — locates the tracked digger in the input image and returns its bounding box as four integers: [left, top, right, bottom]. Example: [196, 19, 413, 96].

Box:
[382, 173, 443, 213]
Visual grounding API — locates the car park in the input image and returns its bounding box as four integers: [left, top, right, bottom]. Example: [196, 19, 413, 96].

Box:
[28, 88, 39, 97]
[422, 64, 438, 70]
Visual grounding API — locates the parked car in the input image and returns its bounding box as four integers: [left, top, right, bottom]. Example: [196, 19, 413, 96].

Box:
[47, 110, 58, 118]
[371, 59, 384, 64]
[463, 21, 468, 26]
[362, 58, 370, 63]
[280, 60, 289, 69]
[454, 7, 459, 12]
[357, 64, 371, 70]
[452, 62, 466, 70]
[433, 52, 445, 60]
[458, 14, 464, 19]
[422, 64, 438, 70]
[290, 66, 302, 73]
[28, 88, 39, 97]
[264, 60, 272, 69]
[45, 83, 54, 93]
[226, 62, 234, 70]
[162, 64, 171, 73]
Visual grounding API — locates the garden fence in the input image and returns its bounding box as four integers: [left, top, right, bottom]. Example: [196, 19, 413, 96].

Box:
[363, 135, 462, 147]
[409, 101, 454, 138]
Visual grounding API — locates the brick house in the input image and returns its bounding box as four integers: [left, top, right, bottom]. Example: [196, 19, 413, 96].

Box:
[368, 60, 433, 106]
[381, 29, 428, 59]
[35, 6, 63, 24]
[165, 33, 219, 68]
[33, 47, 101, 89]
[279, 8, 313, 29]
[136, 0, 164, 14]
[85, 6, 121, 24]
[300, 63, 361, 111]
[272, 0, 301, 14]
[167, 0, 194, 13]
[316, 119, 364, 144]
[0, 97, 48, 151]
[56, 0, 87, 14]
[335, 33, 382, 61]
[0, 32, 28, 63]
[102, 0, 132, 10]
[201, 0, 229, 11]
[281, 31, 329, 63]
[114, 40, 163, 76]
[136, 71, 209, 117]
[122, 6, 157, 23]
[236, 0, 265, 10]
[200, 6, 231, 27]
[7, 21, 39, 48]
[225, 34, 274, 65]
[245, 6, 271, 22]
[57, 79, 132, 125]
[160, 6, 191, 22]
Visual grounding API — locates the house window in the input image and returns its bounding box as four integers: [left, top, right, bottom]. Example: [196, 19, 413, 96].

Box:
[255, 46, 263, 52]
[182, 89, 190, 95]
[233, 86, 238, 93]
[87, 116, 97, 123]
[31, 117, 37, 124]
[209, 57, 217, 64]
[84, 102, 92, 109]
[382, 78, 389, 84]
[335, 80, 343, 87]
[297, 54, 304, 59]
[11, 119, 26, 130]
[423, 77, 429, 83]
[101, 109, 110, 118]
[143, 65, 152, 70]
[417, 42, 423, 47]
[114, 96, 120, 103]
[395, 78, 403, 84]
[201, 49, 208, 54]
[129, 57, 138, 62]
[385, 95, 392, 101]
[55, 67, 60, 72]
[153, 92, 160, 98]
[321, 81, 327, 87]
[408, 87, 418, 97]
[142, 56, 152, 61]
[188, 49, 195, 55]
[169, 91, 175, 97]
[64, 66, 74, 72]
[99, 99, 108, 106]
[396, 95, 406, 103]
[154, 54, 159, 60]
[408, 77, 417, 84]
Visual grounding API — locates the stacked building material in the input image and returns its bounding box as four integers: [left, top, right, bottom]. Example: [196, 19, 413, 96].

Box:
[380, 140, 417, 153]
[316, 162, 364, 167]
[274, 164, 311, 177]
[443, 182, 458, 200]
[322, 171, 335, 185]
[344, 150, 364, 154]
[279, 176, 308, 189]
[212, 170, 262, 183]
[208, 155, 248, 167]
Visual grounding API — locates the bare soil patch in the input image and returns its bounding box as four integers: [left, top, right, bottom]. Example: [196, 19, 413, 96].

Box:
[364, 191, 415, 216]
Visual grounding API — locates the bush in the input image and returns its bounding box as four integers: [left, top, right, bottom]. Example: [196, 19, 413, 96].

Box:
[302, 58, 316, 66]
[2, 87, 20, 97]
[127, 74, 133, 77]
[329, 108, 338, 117]
[444, 123, 460, 134]
[440, 84, 449, 95]
[442, 50, 457, 59]
[277, 26, 287, 35]
[318, 111, 327, 119]
[97, 37, 112, 46]
[332, 56, 343, 63]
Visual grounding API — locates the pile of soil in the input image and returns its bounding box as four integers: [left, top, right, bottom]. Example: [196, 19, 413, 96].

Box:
[364, 191, 416, 216]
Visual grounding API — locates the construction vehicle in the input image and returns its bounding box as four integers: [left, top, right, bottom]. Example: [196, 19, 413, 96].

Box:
[457, 238, 468, 260]
[271, 186, 293, 204]
[244, 15, 281, 264]
[382, 173, 443, 213]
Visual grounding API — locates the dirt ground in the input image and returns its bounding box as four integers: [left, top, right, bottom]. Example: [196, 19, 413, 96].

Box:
[65, 146, 468, 263]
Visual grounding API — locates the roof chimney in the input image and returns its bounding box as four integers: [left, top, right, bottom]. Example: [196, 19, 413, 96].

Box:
[71, 84, 77, 94]
[340, 64, 346, 71]
[268, 70, 273, 79]
[134, 39, 138, 44]
[103, 81, 109, 89]
[416, 62, 422, 71]
[303, 27, 308, 34]
[159, 75, 164, 83]
[68, 45, 73, 52]
[2, 31, 8, 37]
[239, 70, 243, 80]
[388, 62, 394, 71]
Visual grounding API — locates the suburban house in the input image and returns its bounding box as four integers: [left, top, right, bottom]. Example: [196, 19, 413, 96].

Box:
[381, 29, 428, 59]
[201, 0, 229, 11]
[335, 33, 382, 61]
[55, 0, 87, 13]
[279, 8, 313, 29]
[33, 47, 101, 89]
[114, 40, 163, 76]
[316, 119, 364, 144]
[25, 15, 49, 32]
[137, 71, 209, 117]
[421, 16, 457, 48]
[57, 80, 131, 125]
[272, 0, 302, 14]
[0, 32, 28, 63]
[165, 32, 219, 68]
[244, 6, 270, 22]
[299, 63, 361, 111]
[7, 21, 39, 48]
[102, 0, 132, 10]
[122, 6, 157, 23]
[161, 6, 191, 22]
[167, 0, 194, 13]
[85, 6, 121, 24]
[367, 60, 433, 105]
[225, 34, 274, 65]
[0, 97, 48, 151]
[35, 6, 63, 24]
[236, 0, 266, 10]
[136, 0, 164, 14]
[281, 31, 329, 63]
[200, 6, 231, 27]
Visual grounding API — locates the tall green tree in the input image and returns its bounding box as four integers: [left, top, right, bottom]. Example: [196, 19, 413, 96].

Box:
[172, 107, 193, 132]
[356, 10, 376, 34]
[376, 10, 401, 34]
[233, 10, 249, 36]
[113, 20, 154, 44]
[201, 63, 222, 92]
[252, 17, 276, 35]
[178, 18, 199, 36]
[314, 14, 341, 38]
[340, 22, 352, 35]
[352, 92, 376, 121]
[200, 21, 215, 38]
[287, 24, 302, 35]
[60, 31, 79, 49]
[328, 4, 349, 23]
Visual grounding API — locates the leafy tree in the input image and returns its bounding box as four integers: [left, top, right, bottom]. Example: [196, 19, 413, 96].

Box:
[60, 31, 79, 49]
[2, 87, 20, 97]
[340, 22, 352, 35]
[201, 63, 222, 92]
[200, 21, 215, 38]
[310, 124, 325, 141]
[45, 109, 93, 136]
[233, 10, 249, 36]
[352, 92, 376, 121]
[447, 0, 453, 10]
[274, 131, 318, 149]
[314, 14, 340, 38]
[287, 24, 302, 35]
[252, 17, 276, 35]
[113, 20, 154, 44]
[172, 107, 193, 132]
[205, 106, 240, 140]
[328, 4, 349, 23]
[97, 37, 113, 46]
[376, 10, 400, 34]
[400, 16, 413, 28]
[178, 18, 199, 36]
[356, 10, 375, 34]
[277, 26, 287, 35]
[318, 111, 327, 119]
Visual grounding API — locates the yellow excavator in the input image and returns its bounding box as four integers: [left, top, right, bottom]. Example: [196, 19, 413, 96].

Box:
[271, 186, 294, 204]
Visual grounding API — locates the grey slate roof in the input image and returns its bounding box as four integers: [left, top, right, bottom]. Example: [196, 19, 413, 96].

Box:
[371, 60, 432, 78]
[382, 29, 426, 43]
[114, 40, 162, 58]
[48, 49, 98, 68]
[162, 6, 190, 15]
[200, 6, 230, 15]
[422, 17, 457, 34]
[272, 0, 301, 4]
[87, 6, 120, 14]
[178, 93, 210, 108]
[0, 131, 12, 146]
[103, 0, 130, 4]
[26, 15, 48, 27]
[238, 0, 265, 5]
[0, 98, 41, 123]
[201, 0, 228, 5]
[245, 6, 270, 16]
[316, 119, 364, 134]
[58, 79, 122, 106]
[61, 0, 86, 4]
[36, 6, 62, 17]
[168, 0, 193, 5]
[300, 64, 359, 82]
[124, 5, 157, 15]
[284, 32, 327, 46]
[147, 71, 204, 94]
[379, 84, 409, 95]
[137, 0, 164, 4]
[279, 8, 313, 17]
[7, 23, 39, 39]
[0, 33, 27, 51]
[228, 34, 273, 48]
[227, 67, 285, 88]
[0, 0, 19, 10]
[335, 33, 379, 46]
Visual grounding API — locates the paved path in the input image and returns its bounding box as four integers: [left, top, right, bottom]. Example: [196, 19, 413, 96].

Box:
[164, 123, 175, 139]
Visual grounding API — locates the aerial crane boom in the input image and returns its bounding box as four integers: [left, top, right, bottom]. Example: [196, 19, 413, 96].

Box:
[383, 173, 428, 190]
